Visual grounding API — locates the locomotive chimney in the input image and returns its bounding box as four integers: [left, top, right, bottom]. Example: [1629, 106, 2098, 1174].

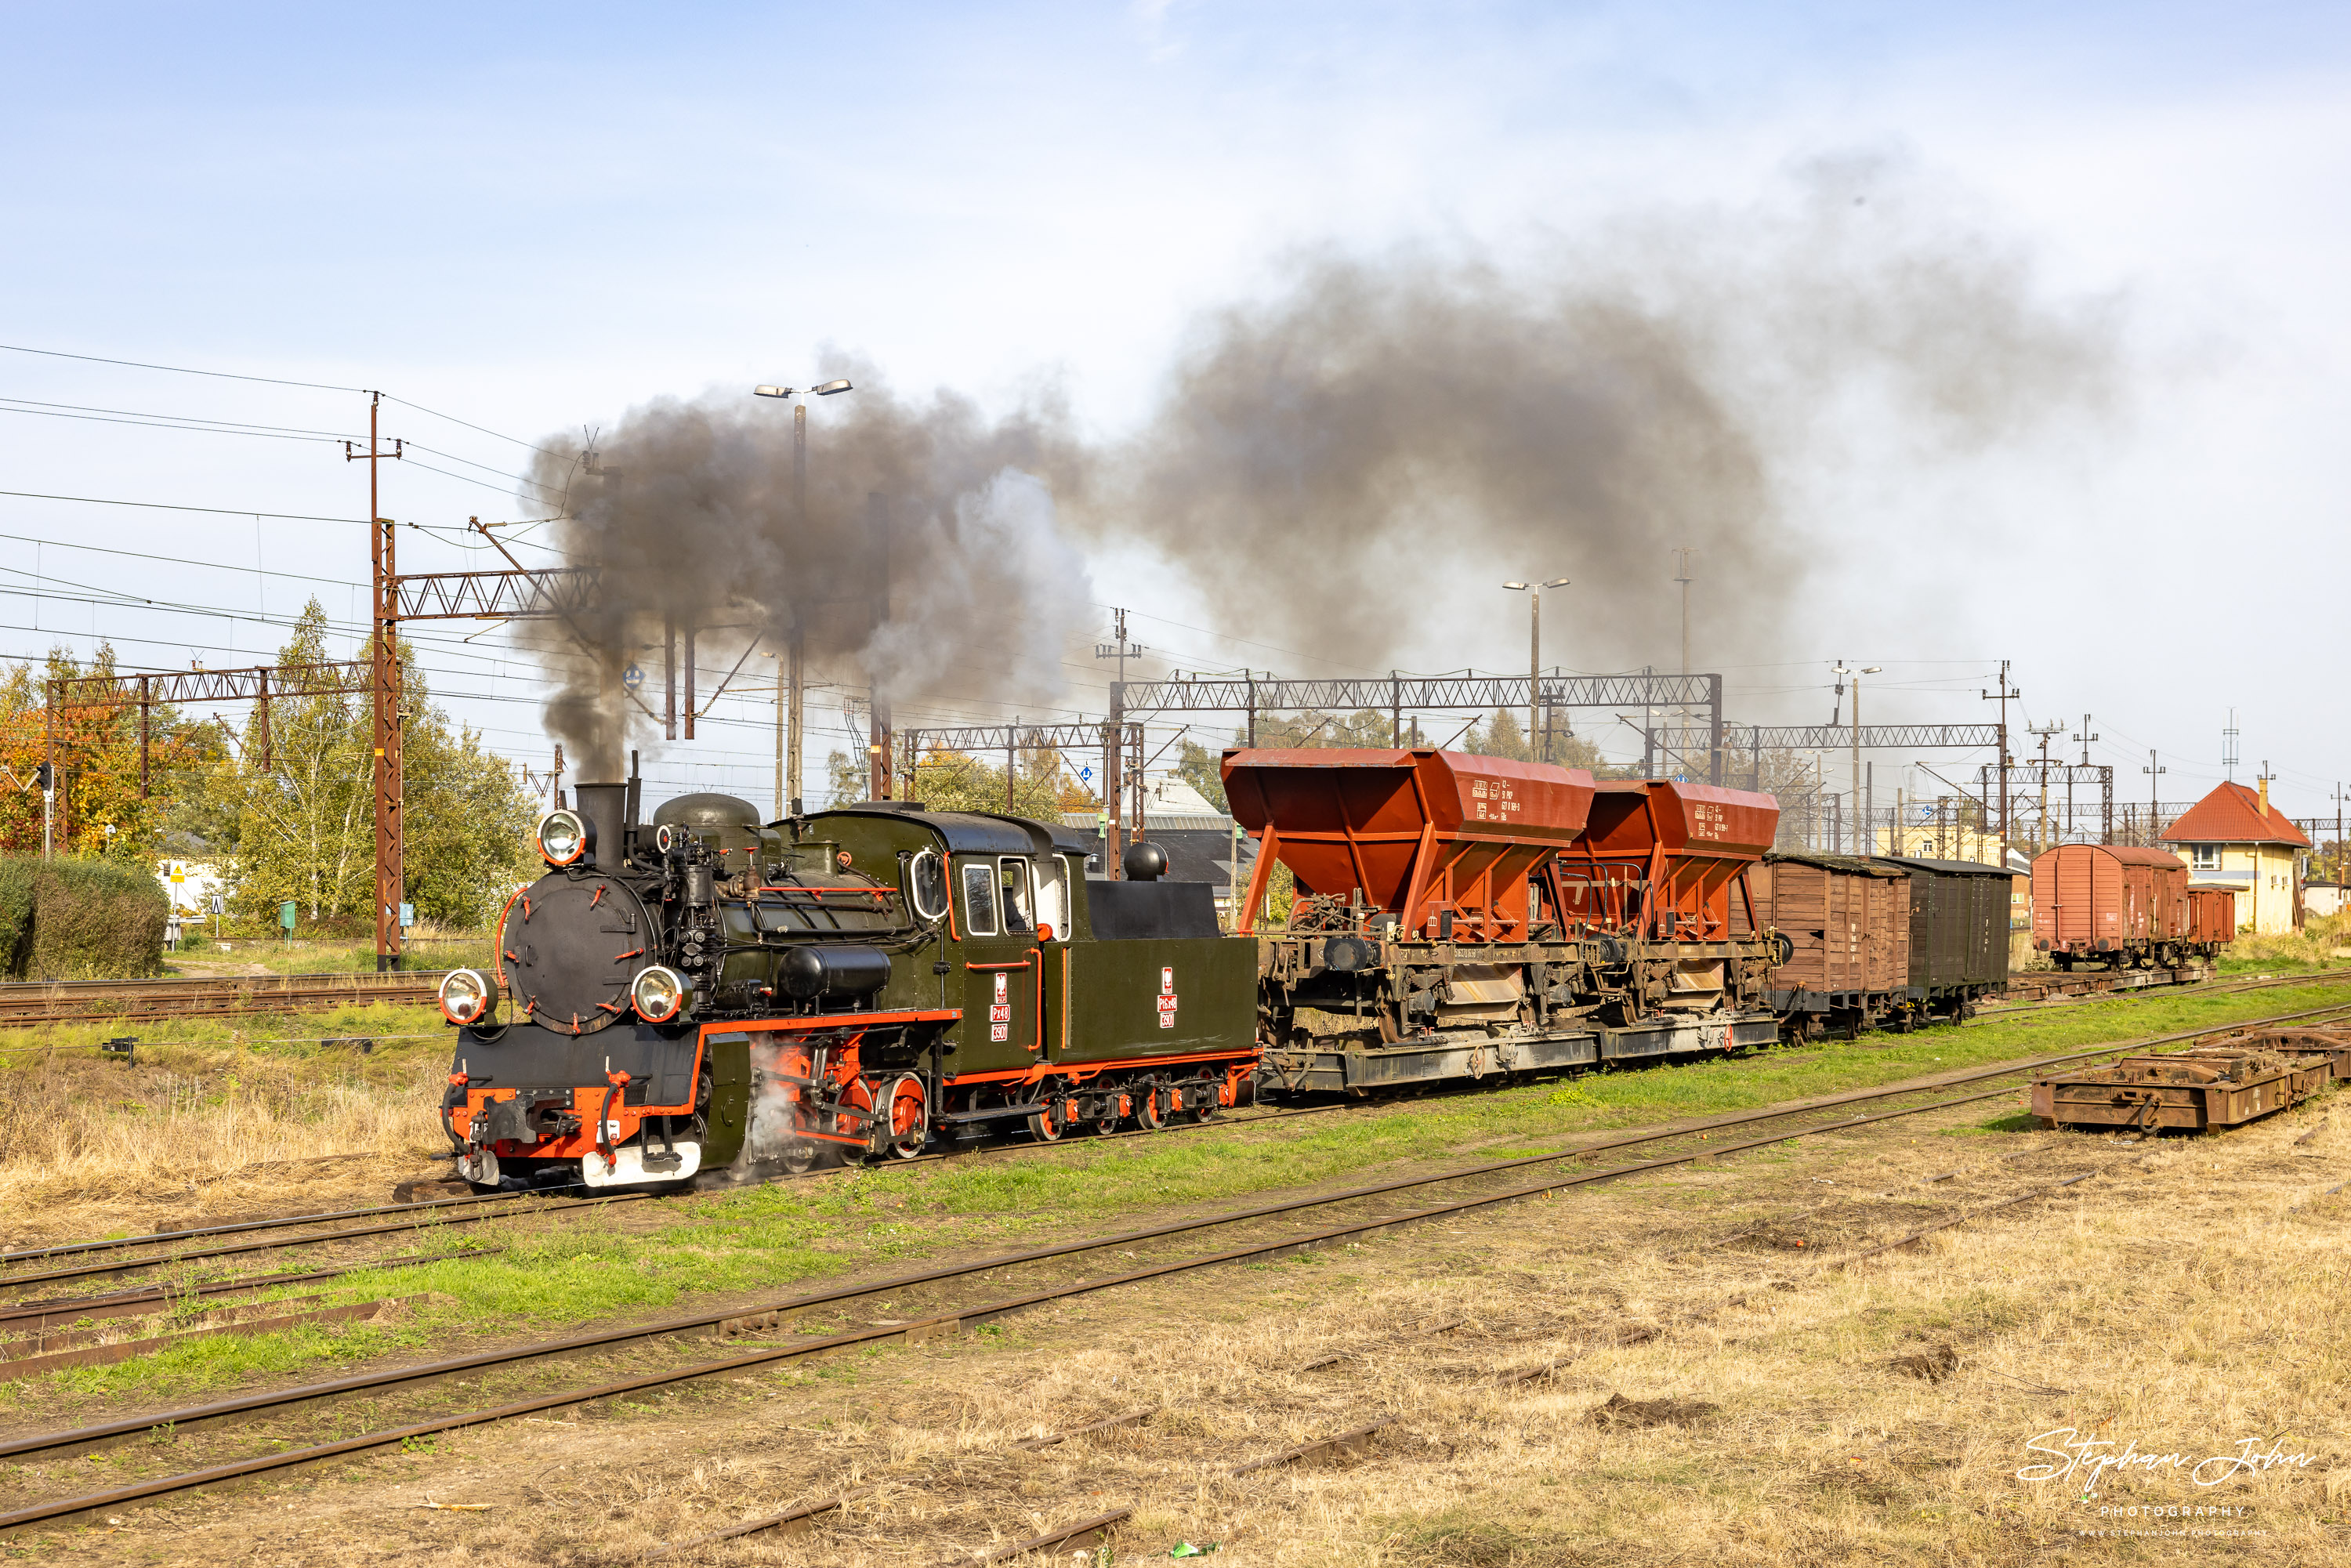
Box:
[574, 782, 628, 867]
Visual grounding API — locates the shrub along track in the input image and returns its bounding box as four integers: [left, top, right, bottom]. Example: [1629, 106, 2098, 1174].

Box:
[4, 995, 2349, 1533]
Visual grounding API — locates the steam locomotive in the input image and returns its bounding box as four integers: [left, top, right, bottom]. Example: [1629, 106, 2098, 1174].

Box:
[439, 765, 1257, 1190]
[439, 748, 1788, 1190]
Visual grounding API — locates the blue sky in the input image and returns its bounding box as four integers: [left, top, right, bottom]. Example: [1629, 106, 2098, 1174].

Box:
[3, 2, 2348, 820]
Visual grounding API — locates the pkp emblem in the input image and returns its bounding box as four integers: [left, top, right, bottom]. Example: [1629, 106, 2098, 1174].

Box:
[1156, 965, 1177, 1029]
[989, 970, 1010, 1041]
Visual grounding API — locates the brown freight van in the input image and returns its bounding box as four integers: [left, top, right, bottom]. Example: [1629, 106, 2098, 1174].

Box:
[1751, 850, 1909, 1038]
[2187, 886, 2237, 947]
[2031, 844, 2196, 969]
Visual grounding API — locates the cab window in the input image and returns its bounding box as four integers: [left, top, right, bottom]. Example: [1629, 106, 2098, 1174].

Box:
[962, 860, 999, 936]
[908, 849, 948, 921]
[1000, 857, 1034, 935]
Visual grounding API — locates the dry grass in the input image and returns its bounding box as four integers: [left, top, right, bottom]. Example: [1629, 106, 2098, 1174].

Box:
[2231, 911, 2351, 969]
[0, 1020, 448, 1248]
[35, 1090, 2351, 1566]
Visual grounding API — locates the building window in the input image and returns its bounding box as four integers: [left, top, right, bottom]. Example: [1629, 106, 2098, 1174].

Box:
[2190, 843, 2220, 871]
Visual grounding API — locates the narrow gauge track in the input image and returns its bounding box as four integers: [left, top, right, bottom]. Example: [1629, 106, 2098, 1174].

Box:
[0, 1102, 1355, 1299]
[13, 968, 2350, 1287]
[0, 970, 441, 1026]
[1981, 965, 2351, 1016]
[0, 1193, 646, 1293]
[6, 997, 2349, 1532]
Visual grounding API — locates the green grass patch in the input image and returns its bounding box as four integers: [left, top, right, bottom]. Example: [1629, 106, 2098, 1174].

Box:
[5, 974, 2342, 1407]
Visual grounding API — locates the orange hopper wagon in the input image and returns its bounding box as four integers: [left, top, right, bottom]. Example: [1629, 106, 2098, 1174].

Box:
[1221, 748, 1784, 1096]
[1223, 748, 1595, 939]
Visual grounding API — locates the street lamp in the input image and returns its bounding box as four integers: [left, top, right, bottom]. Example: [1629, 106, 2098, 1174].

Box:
[752, 378, 859, 809]
[1503, 578, 1570, 760]
[1831, 661, 1882, 854]
[753, 380, 854, 399]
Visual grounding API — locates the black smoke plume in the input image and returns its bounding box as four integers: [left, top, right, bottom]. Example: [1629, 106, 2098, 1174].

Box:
[525, 158, 2120, 765]
[527, 382, 1091, 779]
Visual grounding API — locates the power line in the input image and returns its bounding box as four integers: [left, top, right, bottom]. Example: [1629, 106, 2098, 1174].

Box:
[0, 342, 364, 393]
[0, 489, 364, 525]
[0, 531, 362, 588]
[381, 395, 570, 461]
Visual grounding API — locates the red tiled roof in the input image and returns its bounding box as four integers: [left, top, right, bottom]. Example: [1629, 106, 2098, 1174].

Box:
[2158, 781, 2311, 849]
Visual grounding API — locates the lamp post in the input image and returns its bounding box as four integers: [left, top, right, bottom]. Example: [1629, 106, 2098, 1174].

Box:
[1502, 578, 1570, 759]
[1831, 661, 1882, 853]
[752, 379, 854, 813]
[760, 650, 785, 820]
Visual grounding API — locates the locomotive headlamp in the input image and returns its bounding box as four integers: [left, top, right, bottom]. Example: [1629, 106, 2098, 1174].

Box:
[632, 965, 688, 1023]
[437, 968, 501, 1027]
[535, 809, 593, 867]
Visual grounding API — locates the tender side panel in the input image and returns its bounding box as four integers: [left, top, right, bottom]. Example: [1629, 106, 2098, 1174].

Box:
[1052, 935, 1259, 1066]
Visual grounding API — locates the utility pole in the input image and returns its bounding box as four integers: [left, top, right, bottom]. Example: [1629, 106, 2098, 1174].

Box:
[1981, 661, 2019, 861]
[1831, 661, 1880, 854]
[2071, 712, 2099, 846]
[2143, 750, 2166, 846]
[790, 400, 806, 810]
[1502, 578, 1568, 756]
[2334, 783, 2347, 894]
[753, 379, 854, 802]
[345, 392, 405, 972]
[762, 652, 786, 819]
[867, 492, 891, 799]
[2223, 708, 2240, 781]
[1672, 547, 1694, 755]
[2029, 721, 2064, 851]
[1096, 609, 1144, 864]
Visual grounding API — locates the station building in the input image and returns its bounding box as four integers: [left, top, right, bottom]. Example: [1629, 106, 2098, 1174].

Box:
[2159, 780, 2310, 935]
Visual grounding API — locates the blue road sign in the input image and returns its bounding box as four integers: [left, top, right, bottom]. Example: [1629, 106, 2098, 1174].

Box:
[622, 664, 644, 692]
[1079, 766, 1093, 783]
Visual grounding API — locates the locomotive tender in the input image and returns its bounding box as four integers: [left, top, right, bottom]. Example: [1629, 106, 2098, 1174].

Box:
[439, 766, 1257, 1191]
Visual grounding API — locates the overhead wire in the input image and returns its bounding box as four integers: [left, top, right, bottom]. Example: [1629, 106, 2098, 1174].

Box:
[0, 342, 363, 393]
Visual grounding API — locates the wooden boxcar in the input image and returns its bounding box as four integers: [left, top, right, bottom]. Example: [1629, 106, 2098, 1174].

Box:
[1748, 850, 1910, 1038]
[1875, 856, 2013, 1020]
[2030, 843, 2198, 969]
[2188, 886, 2237, 946]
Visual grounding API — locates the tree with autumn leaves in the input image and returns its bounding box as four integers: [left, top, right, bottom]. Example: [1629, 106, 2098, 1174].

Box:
[0, 599, 539, 929]
[0, 646, 212, 860]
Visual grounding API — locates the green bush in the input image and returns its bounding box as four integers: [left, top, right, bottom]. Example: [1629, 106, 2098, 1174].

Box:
[0, 856, 168, 980]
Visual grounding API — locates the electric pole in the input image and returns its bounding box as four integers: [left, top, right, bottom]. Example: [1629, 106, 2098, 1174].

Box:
[2334, 783, 2347, 893]
[1831, 661, 1880, 854]
[867, 491, 892, 799]
[1981, 661, 2019, 861]
[1096, 609, 1144, 864]
[1672, 547, 1694, 755]
[346, 392, 405, 972]
[752, 379, 854, 805]
[2072, 712, 2099, 846]
[2143, 750, 2166, 845]
[2029, 720, 2064, 851]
